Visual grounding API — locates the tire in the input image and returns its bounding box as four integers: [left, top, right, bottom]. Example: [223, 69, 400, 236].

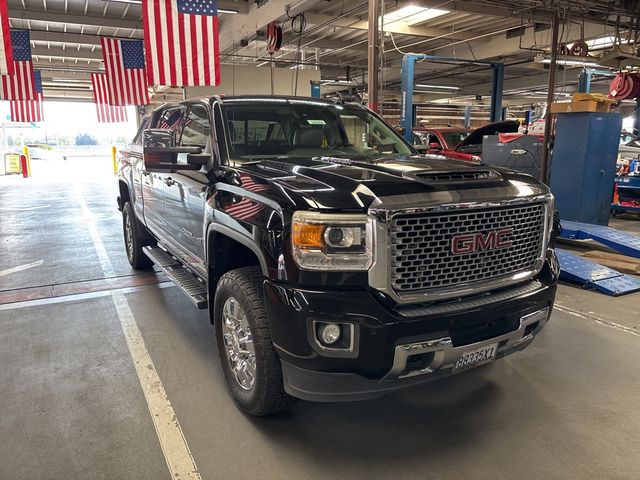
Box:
[122, 202, 154, 270]
[214, 266, 295, 416]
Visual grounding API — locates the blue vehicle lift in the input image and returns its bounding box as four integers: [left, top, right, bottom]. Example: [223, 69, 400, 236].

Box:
[400, 54, 504, 143]
[560, 220, 640, 258]
[556, 249, 640, 296]
[556, 221, 640, 295]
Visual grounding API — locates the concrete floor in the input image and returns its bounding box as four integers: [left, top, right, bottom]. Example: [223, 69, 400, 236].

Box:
[1, 158, 640, 480]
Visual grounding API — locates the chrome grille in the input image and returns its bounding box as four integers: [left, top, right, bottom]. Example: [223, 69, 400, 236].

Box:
[390, 203, 545, 293]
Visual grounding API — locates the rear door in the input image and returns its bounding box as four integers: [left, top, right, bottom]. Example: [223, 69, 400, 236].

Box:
[163, 102, 211, 271]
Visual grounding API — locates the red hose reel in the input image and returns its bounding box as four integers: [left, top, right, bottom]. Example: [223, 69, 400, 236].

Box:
[266, 22, 282, 54]
[609, 72, 640, 100]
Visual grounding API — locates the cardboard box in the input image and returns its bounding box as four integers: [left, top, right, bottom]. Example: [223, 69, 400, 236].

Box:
[570, 99, 612, 113]
[550, 99, 614, 114]
[550, 102, 571, 113]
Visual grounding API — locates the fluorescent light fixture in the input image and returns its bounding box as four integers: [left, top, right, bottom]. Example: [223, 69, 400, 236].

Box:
[415, 84, 460, 90]
[534, 54, 602, 68]
[321, 79, 358, 85]
[383, 5, 449, 27]
[101, 0, 238, 12]
[585, 35, 616, 50]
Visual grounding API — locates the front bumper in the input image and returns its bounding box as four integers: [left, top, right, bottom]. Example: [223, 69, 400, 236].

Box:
[264, 249, 558, 402]
[281, 307, 547, 402]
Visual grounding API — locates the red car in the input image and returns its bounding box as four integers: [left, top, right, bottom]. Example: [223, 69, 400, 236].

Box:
[413, 127, 471, 155]
[414, 121, 520, 163]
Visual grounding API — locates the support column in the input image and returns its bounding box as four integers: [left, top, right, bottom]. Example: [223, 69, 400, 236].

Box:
[489, 63, 504, 123]
[400, 55, 416, 142]
[634, 97, 640, 136]
[464, 105, 472, 128]
[367, 0, 381, 112]
[541, 9, 560, 184]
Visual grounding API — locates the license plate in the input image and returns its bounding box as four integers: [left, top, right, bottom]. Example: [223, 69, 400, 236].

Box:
[453, 343, 498, 373]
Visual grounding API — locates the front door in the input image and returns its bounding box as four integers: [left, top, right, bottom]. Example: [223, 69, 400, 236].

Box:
[143, 106, 186, 240]
[162, 103, 211, 272]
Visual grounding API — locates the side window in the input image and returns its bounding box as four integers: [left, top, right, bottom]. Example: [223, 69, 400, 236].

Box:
[156, 107, 185, 135]
[428, 133, 441, 147]
[180, 104, 210, 148]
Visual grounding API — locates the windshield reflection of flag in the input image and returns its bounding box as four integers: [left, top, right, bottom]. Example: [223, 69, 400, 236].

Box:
[225, 174, 269, 220]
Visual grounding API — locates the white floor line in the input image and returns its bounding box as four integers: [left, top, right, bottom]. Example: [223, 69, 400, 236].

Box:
[554, 303, 640, 338]
[76, 192, 116, 277]
[0, 205, 51, 211]
[111, 293, 202, 479]
[0, 260, 44, 278]
[75, 189, 202, 480]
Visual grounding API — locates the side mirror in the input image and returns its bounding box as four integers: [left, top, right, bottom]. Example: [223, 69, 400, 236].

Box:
[143, 129, 207, 171]
[429, 142, 442, 151]
[143, 129, 175, 149]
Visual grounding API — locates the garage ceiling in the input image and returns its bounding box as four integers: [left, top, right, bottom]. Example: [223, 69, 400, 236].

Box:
[6, 0, 639, 104]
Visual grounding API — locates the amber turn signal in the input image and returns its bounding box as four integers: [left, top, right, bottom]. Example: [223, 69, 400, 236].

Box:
[292, 223, 326, 248]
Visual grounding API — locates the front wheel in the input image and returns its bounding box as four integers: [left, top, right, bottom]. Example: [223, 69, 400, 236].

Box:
[214, 266, 295, 416]
[122, 202, 153, 270]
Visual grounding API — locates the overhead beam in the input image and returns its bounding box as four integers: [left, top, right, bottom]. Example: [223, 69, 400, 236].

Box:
[9, 9, 143, 31]
[30, 31, 105, 46]
[32, 45, 103, 61]
[431, 21, 610, 62]
[304, 13, 467, 40]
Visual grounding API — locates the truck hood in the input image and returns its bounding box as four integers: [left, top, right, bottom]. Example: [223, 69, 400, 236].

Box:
[236, 154, 550, 212]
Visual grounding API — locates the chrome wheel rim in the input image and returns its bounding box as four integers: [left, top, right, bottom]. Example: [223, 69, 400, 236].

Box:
[221, 297, 256, 390]
[124, 213, 134, 260]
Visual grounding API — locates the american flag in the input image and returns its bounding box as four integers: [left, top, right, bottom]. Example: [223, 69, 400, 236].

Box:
[223, 175, 270, 220]
[0, 30, 36, 100]
[91, 73, 128, 123]
[10, 70, 44, 122]
[159, 109, 184, 130]
[101, 37, 150, 105]
[143, 0, 220, 87]
[0, 0, 13, 75]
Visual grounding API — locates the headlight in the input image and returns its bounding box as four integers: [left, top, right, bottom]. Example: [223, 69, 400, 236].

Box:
[291, 211, 373, 271]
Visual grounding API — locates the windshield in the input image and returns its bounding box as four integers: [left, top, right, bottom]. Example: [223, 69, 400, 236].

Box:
[221, 99, 414, 162]
[443, 132, 469, 147]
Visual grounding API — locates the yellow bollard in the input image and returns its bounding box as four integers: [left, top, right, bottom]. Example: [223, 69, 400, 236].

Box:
[111, 145, 117, 175]
[22, 146, 31, 177]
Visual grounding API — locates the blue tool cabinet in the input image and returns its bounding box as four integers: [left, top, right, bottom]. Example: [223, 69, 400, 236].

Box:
[550, 112, 622, 225]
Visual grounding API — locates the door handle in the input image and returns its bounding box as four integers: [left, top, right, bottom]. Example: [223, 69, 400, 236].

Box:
[164, 177, 175, 187]
[142, 171, 150, 176]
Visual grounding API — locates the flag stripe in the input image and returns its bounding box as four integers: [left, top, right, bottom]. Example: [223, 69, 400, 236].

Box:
[92, 73, 128, 123]
[0, 60, 36, 100]
[10, 92, 44, 122]
[101, 37, 149, 106]
[142, 0, 220, 87]
[0, 0, 13, 75]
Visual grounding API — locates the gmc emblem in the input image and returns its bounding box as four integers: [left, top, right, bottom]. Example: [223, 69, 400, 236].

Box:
[451, 228, 513, 255]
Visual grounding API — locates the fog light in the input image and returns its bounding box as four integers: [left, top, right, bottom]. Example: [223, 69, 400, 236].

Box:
[320, 323, 341, 345]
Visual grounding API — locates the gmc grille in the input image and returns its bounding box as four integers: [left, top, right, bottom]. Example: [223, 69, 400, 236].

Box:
[390, 203, 546, 293]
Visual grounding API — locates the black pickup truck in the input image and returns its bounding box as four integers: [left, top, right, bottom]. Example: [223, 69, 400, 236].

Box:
[117, 96, 559, 416]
